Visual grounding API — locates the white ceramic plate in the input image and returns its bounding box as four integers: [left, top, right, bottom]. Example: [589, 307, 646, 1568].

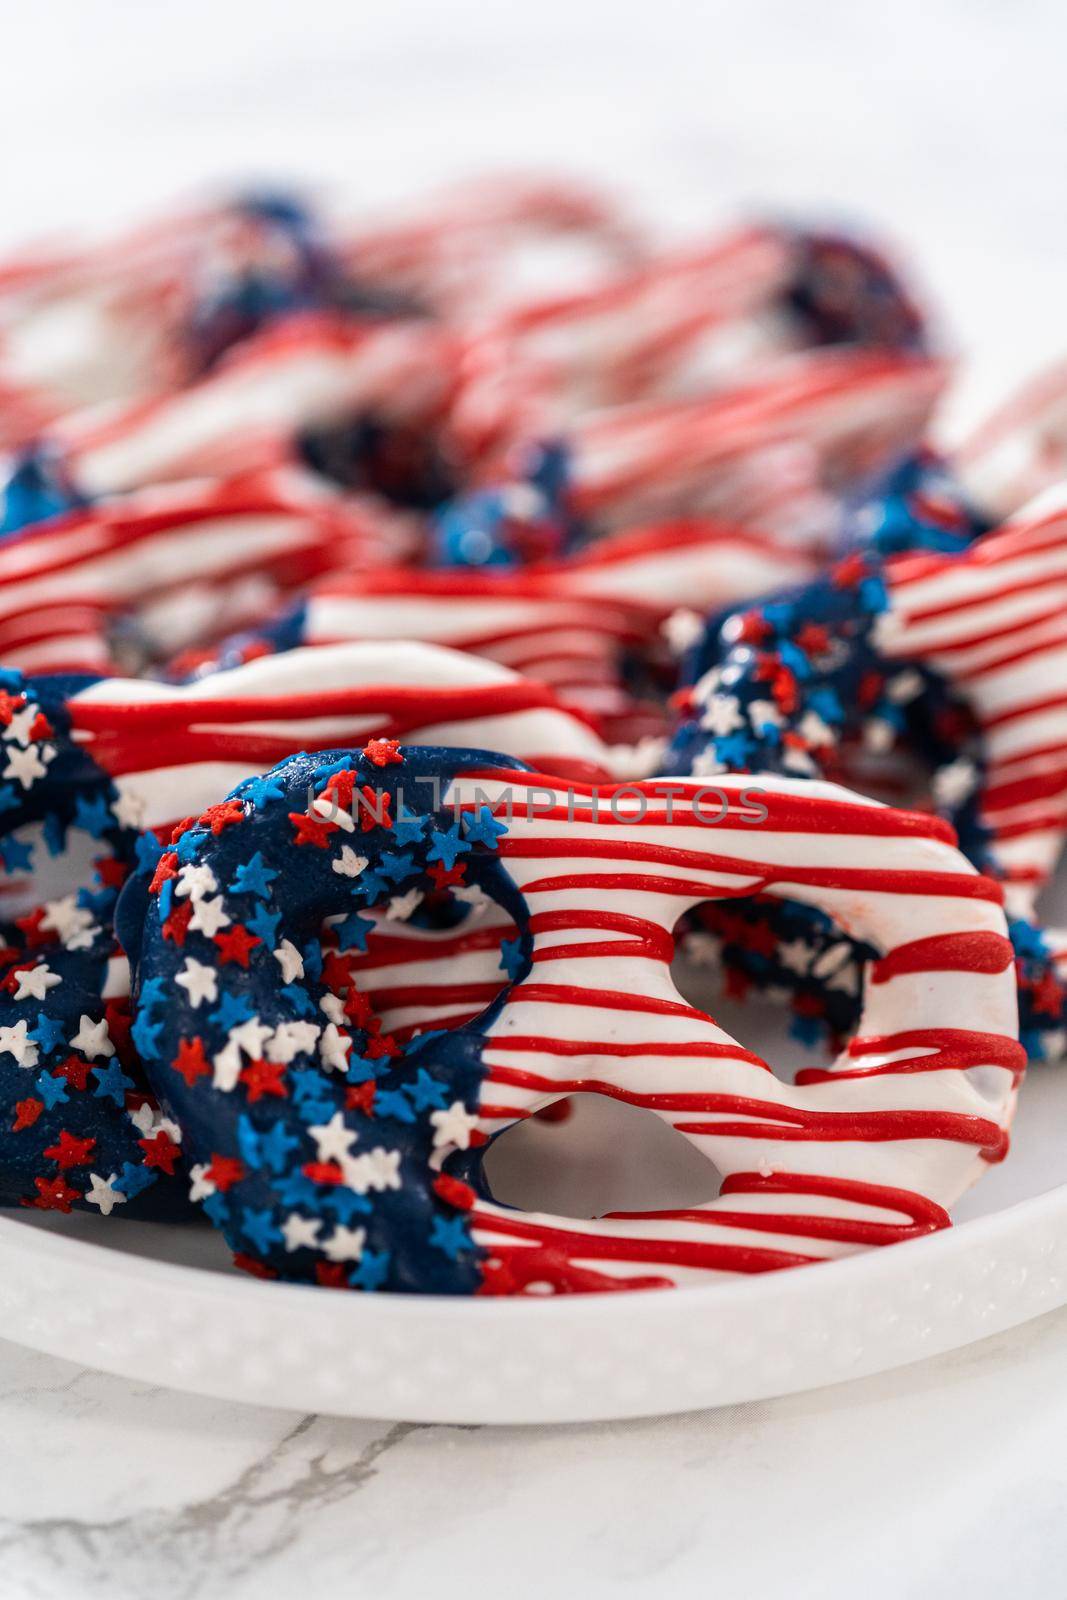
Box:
[2, 986, 1066, 1426]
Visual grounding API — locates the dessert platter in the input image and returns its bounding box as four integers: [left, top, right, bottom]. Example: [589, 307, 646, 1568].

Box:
[1, 178, 1067, 1422]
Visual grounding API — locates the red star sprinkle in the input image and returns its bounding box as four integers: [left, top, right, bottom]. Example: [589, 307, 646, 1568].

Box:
[233, 1253, 278, 1280]
[52, 1055, 92, 1092]
[197, 799, 246, 836]
[736, 610, 773, 644]
[104, 999, 134, 1063]
[427, 859, 466, 891]
[343, 987, 376, 1028]
[363, 737, 403, 767]
[149, 851, 180, 896]
[320, 950, 353, 994]
[95, 855, 129, 890]
[1032, 971, 1064, 1018]
[138, 1128, 182, 1174]
[321, 769, 356, 812]
[239, 1058, 288, 1103]
[795, 623, 831, 656]
[15, 908, 50, 948]
[29, 712, 53, 741]
[162, 901, 194, 947]
[0, 690, 26, 725]
[345, 1080, 376, 1115]
[207, 1154, 246, 1192]
[303, 1160, 344, 1185]
[832, 552, 869, 589]
[365, 1031, 400, 1061]
[432, 1173, 476, 1211]
[315, 1262, 349, 1289]
[289, 810, 339, 849]
[43, 1130, 97, 1170]
[172, 1036, 211, 1088]
[857, 670, 884, 711]
[357, 786, 391, 832]
[214, 924, 262, 968]
[24, 1176, 80, 1213]
[12, 1098, 42, 1131]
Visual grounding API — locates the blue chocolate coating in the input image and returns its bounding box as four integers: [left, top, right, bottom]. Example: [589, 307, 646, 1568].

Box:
[120, 745, 532, 1292]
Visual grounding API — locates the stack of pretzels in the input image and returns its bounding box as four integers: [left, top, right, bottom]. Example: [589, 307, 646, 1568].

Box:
[0, 176, 1061, 1296]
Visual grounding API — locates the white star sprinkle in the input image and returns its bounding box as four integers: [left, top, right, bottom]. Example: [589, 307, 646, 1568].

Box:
[863, 716, 896, 755]
[0, 1019, 38, 1068]
[282, 1213, 322, 1253]
[933, 758, 978, 808]
[886, 669, 924, 705]
[797, 710, 835, 749]
[312, 794, 355, 833]
[321, 1224, 366, 1264]
[5, 703, 40, 747]
[348, 1146, 401, 1194]
[265, 1020, 320, 1064]
[188, 896, 231, 938]
[273, 939, 304, 984]
[212, 1041, 243, 1093]
[188, 1163, 217, 1202]
[308, 1111, 357, 1162]
[691, 747, 727, 777]
[320, 993, 345, 1025]
[128, 1102, 158, 1137]
[229, 1016, 273, 1060]
[70, 1015, 114, 1060]
[84, 1173, 126, 1216]
[663, 607, 705, 655]
[748, 698, 783, 732]
[40, 895, 95, 948]
[3, 743, 49, 789]
[175, 957, 218, 1009]
[13, 964, 61, 1002]
[386, 887, 423, 921]
[430, 1101, 480, 1151]
[332, 846, 369, 879]
[700, 694, 744, 738]
[111, 787, 146, 830]
[176, 864, 218, 902]
[319, 1023, 351, 1074]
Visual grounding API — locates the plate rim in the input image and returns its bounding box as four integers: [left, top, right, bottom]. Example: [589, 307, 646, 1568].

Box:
[2, 1179, 1066, 1424]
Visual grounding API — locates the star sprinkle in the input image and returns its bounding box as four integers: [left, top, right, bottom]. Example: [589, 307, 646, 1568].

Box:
[273, 939, 304, 984]
[84, 1172, 126, 1216]
[321, 1224, 366, 1263]
[0, 1019, 39, 1068]
[188, 896, 231, 939]
[230, 852, 278, 899]
[175, 958, 219, 1008]
[426, 821, 470, 872]
[91, 1059, 134, 1107]
[332, 845, 369, 879]
[308, 1112, 357, 1163]
[430, 1101, 480, 1150]
[462, 805, 508, 849]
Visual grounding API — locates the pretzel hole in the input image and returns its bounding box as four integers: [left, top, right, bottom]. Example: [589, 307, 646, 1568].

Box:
[670, 898, 873, 1078]
[483, 1095, 715, 1219]
[330, 883, 520, 1042]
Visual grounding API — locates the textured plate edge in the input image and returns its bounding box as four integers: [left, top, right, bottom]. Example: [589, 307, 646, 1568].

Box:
[1, 1183, 1066, 1424]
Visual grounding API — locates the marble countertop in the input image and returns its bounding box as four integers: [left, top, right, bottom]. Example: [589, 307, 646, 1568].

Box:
[4, 1305, 1067, 1599]
[3, 1, 1067, 1594]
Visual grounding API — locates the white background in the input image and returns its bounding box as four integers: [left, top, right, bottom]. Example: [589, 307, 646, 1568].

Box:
[5, 0, 1067, 433]
[3, 2, 1067, 1595]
